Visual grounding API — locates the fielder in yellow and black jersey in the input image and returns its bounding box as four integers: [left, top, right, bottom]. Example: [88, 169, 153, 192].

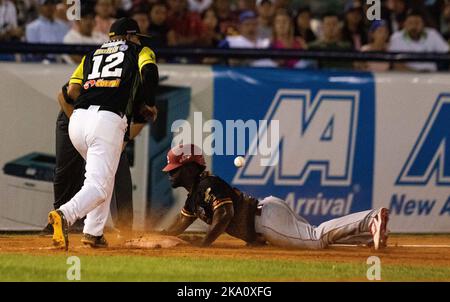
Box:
[68, 39, 158, 117]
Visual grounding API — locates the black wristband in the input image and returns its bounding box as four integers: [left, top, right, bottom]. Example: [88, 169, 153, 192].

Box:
[62, 84, 75, 105]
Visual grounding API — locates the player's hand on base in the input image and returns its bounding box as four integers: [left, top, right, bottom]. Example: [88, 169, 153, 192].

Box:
[177, 234, 206, 246]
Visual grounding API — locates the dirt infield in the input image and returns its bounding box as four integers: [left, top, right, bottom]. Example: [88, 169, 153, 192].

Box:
[1, 232, 450, 267]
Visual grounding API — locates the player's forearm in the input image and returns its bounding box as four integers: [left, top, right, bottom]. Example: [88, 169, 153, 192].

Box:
[57, 92, 74, 118]
[130, 123, 145, 140]
[201, 205, 234, 247]
[67, 83, 81, 102]
[165, 214, 196, 236]
[140, 64, 159, 107]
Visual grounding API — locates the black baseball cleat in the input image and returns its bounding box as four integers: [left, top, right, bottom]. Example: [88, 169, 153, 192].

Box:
[48, 210, 69, 251]
[81, 233, 109, 248]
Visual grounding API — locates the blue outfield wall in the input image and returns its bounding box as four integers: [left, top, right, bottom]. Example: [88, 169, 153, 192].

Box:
[213, 67, 375, 226]
[0, 63, 448, 232]
[212, 66, 450, 232]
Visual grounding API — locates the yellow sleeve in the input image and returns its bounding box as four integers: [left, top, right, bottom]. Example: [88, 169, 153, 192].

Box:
[138, 47, 156, 74]
[69, 56, 86, 85]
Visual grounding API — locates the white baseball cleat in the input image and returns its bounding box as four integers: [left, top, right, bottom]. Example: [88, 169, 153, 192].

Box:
[370, 208, 389, 250]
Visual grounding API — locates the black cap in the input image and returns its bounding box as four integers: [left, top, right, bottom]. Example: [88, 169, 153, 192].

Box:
[109, 17, 151, 39]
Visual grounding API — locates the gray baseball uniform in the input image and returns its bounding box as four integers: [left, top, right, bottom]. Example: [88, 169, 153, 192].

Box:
[255, 196, 377, 249]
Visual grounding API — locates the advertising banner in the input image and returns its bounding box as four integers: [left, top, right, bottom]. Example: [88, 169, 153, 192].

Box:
[213, 67, 376, 227]
[0, 62, 448, 232]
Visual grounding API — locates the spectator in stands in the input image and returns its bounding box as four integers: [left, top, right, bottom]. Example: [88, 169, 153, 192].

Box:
[131, 5, 150, 35]
[54, 1, 70, 27]
[308, 13, 352, 70]
[15, 0, 38, 28]
[25, 0, 69, 43]
[219, 10, 274, 67]
[148, 1, 169, 48]
[409, 0, 441, 30]
[356, 20, 391, 72]
[112, 0, 132, 17]
[237, 0, 257, 14]
[188, 0, 212, 14]
[441, 1, 450, 44]
[0, 0, 22, 42]
[94, 0, 116, 40]
[167, 0, 203, 46]
[256, 0, 274, 40]
[213, 0, 238, 36]
[198, 8, 223, 64]
[294, 6, 316, 44]
[220, 10, 270, 48]
[423, 0, 445, 28]
[273, 0, 289, 10]
[389, 9, 449, 72]
[199, 8, 222, 47]
[63, 6, 105, 64]
[385, 0, 408, 33]
[271, 11, 305, 68]
[341, 0, 367, 50]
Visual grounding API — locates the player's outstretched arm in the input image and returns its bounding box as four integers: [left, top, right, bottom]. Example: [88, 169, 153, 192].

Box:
[67, 56, 85, 101]
[57, 91, 74, 118]
[162, 214, 197, 236]
[138, 48, 159, 122]
[201, 204, 234, 247]
[57, 84, 76, 118]
[139, 64, 159, 122]
[130, 123, 146, 140]
[67, 84, 81, 102]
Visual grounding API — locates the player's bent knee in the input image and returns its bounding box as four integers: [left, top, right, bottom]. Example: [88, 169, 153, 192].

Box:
[83, 182, 108, 205]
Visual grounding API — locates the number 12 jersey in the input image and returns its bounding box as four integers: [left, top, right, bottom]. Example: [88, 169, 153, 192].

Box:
[69, 39, 156, 114]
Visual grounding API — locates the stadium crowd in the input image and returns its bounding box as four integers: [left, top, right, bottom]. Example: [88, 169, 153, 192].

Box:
[1, 0, 450, 70]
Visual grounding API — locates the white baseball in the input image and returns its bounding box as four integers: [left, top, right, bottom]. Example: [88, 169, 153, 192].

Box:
[234, 156, 245, 168]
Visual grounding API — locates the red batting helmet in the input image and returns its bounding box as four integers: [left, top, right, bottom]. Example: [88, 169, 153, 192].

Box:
[162, 144, 206, 172]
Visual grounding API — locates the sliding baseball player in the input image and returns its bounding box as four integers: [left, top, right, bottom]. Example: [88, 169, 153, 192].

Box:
[161, 144, 389, 250]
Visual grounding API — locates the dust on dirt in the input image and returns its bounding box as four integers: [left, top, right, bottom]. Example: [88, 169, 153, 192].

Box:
[1, 232, 450, 268]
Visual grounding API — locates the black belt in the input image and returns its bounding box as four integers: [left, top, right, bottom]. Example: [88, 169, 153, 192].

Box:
[76, 105, 124, 118]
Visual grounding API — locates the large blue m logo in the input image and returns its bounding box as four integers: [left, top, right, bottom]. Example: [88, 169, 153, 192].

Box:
[233, 89, 359, 187]
[396, 94, 450, 186]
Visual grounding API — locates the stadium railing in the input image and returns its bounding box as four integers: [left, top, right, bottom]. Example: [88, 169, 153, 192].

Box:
[1, 42, 450, 64]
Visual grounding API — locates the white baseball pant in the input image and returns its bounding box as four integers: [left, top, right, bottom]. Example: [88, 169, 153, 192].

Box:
[59, 106, 127, 236]
[255, 196, 377, 249]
